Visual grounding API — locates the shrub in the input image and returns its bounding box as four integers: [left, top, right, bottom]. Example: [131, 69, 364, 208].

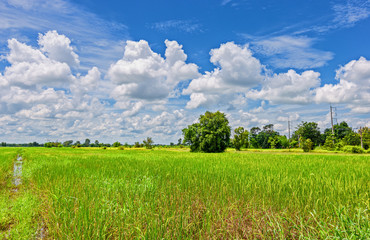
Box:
[301, 138, 313, 152]
[343, 145, 364, 154]
[118, 146, 124, 150]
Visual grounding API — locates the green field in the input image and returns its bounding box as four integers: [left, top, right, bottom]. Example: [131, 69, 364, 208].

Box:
[0, 147, 369, 239]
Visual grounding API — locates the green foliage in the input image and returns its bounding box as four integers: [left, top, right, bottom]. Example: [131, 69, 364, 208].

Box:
[84, 138, 91, 147]
[289, 140, 298, 148]
[361, 127, 370, 150]
[113, 141, 121, 147]
[143, 137, 154, 149]
[343, 131, 361, 146]
[293, 122, 321, 146]
[183, 111, 231, 153]
[63, 140, 73, 147]
[232, 127, 249, 151]
[301, 138, 313, 152]
[343, 146, 364, 154]
[134, 142, 142, 148]
[323, 135, 335, 150]
[249, 125, 281, 149]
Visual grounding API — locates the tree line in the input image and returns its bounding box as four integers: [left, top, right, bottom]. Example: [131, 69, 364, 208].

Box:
[182, 111, 370, 153]
[1, 111, 369, 153]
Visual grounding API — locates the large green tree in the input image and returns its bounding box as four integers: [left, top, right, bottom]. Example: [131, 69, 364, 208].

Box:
[183, 111, 231, 153]
[292, 122, 321, 146]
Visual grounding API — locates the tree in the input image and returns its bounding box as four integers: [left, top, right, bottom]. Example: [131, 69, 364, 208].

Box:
[256, 124, 279, 149]
[183, 111, 231, 153]
[63, 140, 73, 147]
[232, 127, 249, 151]
[292, 122, 321, 146]
[249, 127, 261, 148]
[301, 138, 313, 152]
[1, 142, 6, 147]
[361, 127, 370, 149]
[343, 131, 361, 146]
[143, 137, 154, 149]
[94, 140, 99, 147]
[84, 139, 91, 147]
[113, 141, 121, 147]
[177, 138, 182, 145]
[323, 135, 335, 150]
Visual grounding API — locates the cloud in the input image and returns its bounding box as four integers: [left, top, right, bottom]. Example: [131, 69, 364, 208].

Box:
[38, 30, 79, 67]
[183, 42, 264, 109]
[247, 69, 321, 104]
[108, 39, 199, 102]
[151, 20, 202, 33]
[251, 35, 334, 69]
[4, 37, 73, 88]
[315, 57, 370, 113]
[0, 0, 128, 70]
[333, 0, 370, 27]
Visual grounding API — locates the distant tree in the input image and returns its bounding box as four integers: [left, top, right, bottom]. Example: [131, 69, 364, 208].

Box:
[75, 141, 81, 147]
[292, 122, 321, 146]
[1, 142, 6, 147]
[360, 127, 370, 149]
[143, 137, 154, 149]
[84, 139, 91, 147]
[94, 140, 99, 147]
[323, 135, 335, 150]
[63, 140, 73, 147]
[255, 124, 279, 149]
[178, 138, 182, 145]
[113, 141, 121, 147]
[183, 111, 231, 153]
[232, 127, 249, 151]
[343, 131, 361, 146]
[134, 142, 141, 148]
[249, 127, 261, 148]
[170, 142, 174, 146]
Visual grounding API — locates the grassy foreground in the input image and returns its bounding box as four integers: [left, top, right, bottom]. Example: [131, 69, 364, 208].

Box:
[0, 147, 369, 239]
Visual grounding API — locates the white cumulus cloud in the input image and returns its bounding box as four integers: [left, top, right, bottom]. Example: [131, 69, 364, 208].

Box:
[247, 69, 321, 104]
[183, 42, 264, 109]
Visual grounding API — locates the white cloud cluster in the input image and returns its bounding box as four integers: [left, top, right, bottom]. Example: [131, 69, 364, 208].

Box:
[247, 69, 321, 104]
[183, 42, 264, 109]
[315, 57, 370, 113]
[0, 30, 103, 125]
[38, 30, 80, 67]
[108, 39, 199, 111]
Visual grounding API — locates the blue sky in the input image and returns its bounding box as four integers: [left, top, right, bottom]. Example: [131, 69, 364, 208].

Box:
[0, 0, 369, 143]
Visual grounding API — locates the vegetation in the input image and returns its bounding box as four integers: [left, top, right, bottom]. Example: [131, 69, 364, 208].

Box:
[183, 111, 231, 152]
[0, 147, 368, 239]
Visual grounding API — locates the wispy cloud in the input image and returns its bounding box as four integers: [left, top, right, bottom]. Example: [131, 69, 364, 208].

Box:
[151, 20, 202, 33]
[249, 35, 334, 69]
[0, 0, 129, 71]
[221, 0, 233, 6]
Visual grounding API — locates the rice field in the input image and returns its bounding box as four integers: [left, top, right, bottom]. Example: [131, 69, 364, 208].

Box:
[0, 147, 369, 239]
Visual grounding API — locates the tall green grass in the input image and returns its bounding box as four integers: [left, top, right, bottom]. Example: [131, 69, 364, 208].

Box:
[0, 148, 42, 239]
[3, 147, 369, 239]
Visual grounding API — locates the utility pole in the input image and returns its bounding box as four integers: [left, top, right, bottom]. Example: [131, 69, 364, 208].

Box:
[288, 117, 291, 141]
[330, 105, 335, 144]
[359, 127, 363, 149]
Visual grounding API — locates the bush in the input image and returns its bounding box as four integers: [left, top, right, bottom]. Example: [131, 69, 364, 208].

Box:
[301, 138, 313, 152]
[118, 146, 124, 150]
[342, 145, 364, 154]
